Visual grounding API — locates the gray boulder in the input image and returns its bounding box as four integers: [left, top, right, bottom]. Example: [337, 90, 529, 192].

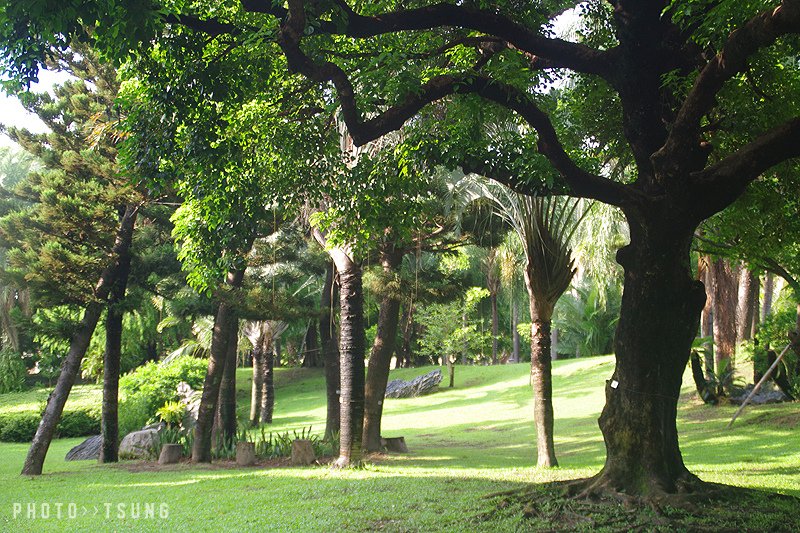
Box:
[65, 435, 102, 461]
[385, 370, 443, 398]
[730, 385, 790, 405]
[119, 428, 160, 459]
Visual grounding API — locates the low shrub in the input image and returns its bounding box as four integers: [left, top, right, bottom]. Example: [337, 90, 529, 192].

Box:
[119, 356, 206, 418]
[118, 393, 153, 437]
[0, 348, 27, 394]
[0, 407, 101, 442]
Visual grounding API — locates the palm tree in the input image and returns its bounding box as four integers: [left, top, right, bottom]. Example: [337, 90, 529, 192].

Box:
[476, 177, 589, 467]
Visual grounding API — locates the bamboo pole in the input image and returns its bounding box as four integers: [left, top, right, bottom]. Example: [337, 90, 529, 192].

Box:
[727, 342, 792, 429]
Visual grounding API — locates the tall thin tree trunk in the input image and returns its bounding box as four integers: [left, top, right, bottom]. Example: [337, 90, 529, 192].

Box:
[218, 318, 239, 443]
[761, 272, 775, 324]
[698, 256, 715, 379]
[711, 259, 738, 392]
[363, 250, 403, 452]
[524, 268, 558, 468]
[490, 289, 499, 364]
[737, 267, 756, 344]
[100, 207, 134, 464]
[302, 321, 319, 367]
[512, 302, 521, 363]
[23, 205, 138, 476]
[192, 268, 245, 463]
[260, 336, 274, 424]
[320, 263, 340, 441]
[249, 340, 263, 426]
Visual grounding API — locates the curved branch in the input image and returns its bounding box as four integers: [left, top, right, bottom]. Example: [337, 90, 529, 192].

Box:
[290, 1, 612, 78]
[692, 116, 800, 219]
[660, 0, 800, 159]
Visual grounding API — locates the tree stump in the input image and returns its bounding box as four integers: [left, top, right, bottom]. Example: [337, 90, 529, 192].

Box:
[236, 442, 256, 466]
[291, 439, 316, 465]
[158, 444, 182, 465]
[381, 436, 408, 453]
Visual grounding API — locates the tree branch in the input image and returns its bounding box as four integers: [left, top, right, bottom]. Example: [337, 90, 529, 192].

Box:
[692, 116, 800, 219]
[295, 1, 612, 78]
[659, 0, 800, 161]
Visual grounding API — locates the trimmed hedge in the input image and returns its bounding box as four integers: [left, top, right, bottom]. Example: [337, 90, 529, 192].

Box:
[0, 407, 101, 442]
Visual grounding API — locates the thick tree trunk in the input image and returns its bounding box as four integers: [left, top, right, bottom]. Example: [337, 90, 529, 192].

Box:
[302, 321, 320, 367]
[524, 269, 558, 468]
[320, 262, 341, 440]
[711, 259, 738, 392]
[363, 250, 402, 452]
[192, 268, 245, 463]
[260, 339, 275, 424]
[585, 218, 706, 496]
[218, 318, 239, 443]
[23, 205, 138, 476]
[249, 341, 263, 425]
[330, 251, 365, 468]
[99, 209, 133, 464]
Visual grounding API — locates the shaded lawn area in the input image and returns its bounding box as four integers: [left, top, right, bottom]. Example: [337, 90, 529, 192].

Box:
[0, 356, 798, 531]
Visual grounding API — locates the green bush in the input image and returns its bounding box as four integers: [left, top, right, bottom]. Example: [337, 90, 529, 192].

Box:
[118, 393, 152, 436]
[119, 355, 206, 420]
[0, 407, 101, 442]
[57, 408, 101, 438]
[0, 348, 27, 394]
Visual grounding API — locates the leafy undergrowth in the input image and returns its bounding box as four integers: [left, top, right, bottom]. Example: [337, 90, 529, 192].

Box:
[480, 482, 800, 532]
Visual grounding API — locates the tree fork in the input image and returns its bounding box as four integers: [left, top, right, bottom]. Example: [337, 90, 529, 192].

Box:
[192, 268, 245, 463]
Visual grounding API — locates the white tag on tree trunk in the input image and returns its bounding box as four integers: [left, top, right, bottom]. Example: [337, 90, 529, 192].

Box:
[610, 380, 619, 389]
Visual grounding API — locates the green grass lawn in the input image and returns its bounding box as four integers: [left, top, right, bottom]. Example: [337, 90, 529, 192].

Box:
[0, 356, 798, 531]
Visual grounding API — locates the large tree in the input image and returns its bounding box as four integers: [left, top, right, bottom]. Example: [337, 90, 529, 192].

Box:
[5, 0, 800, 497]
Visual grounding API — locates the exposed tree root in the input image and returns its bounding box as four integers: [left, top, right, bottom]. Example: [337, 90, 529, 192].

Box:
[478, 478, 800, 532]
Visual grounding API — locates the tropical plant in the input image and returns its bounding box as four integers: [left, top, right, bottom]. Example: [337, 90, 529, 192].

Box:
[554, 280, 621, 359]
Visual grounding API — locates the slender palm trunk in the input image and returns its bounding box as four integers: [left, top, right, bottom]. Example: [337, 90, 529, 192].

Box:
[711, 259, 738, 393]
[363, 250, 403, 452]
[524, 268, 558, 468]
[192, 268, 245, 463]
[320, 263, 340, 440]
[249, 341, 263, 425]
[99, 207, 134, 464]
[260, 336, 275, 424]
[331, 253, 365, 467]
[22, 205, 138, 476]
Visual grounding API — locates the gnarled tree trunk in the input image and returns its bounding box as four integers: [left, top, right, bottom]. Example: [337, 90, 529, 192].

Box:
[192, 268, 245, 463]
[584, 216, 706, 496]
[362, 249, 403, 452]
[22, 205, 138, 476]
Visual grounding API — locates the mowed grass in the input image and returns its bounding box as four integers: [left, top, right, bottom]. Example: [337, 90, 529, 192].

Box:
[0, 356, 798, 532]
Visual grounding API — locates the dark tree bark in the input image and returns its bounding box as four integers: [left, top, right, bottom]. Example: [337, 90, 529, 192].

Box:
[512, 302, 521, 363]
[524, 269, 558, 468]
[690, 351, 718, 405]
[490, 289, 499, 365]
[313, 234, 367, 468]
[249, 339, 264, 426]
[399, 301, 416, 368]
[302, 321, 320, 367]
[320, 262, 341, 441]
[192, 268, 245, 463]
[362, 249, 403, 452]
[260, 337, 275, 424]
[711, 259, 738, 392]
[584, 216, 708, 495]
[218, 317, 239, 443]
[99, 207, 134, 464]
[22, 205, 138, 476]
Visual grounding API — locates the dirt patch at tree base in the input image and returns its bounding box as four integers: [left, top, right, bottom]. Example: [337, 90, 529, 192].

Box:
[477, 480, 800, 532]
